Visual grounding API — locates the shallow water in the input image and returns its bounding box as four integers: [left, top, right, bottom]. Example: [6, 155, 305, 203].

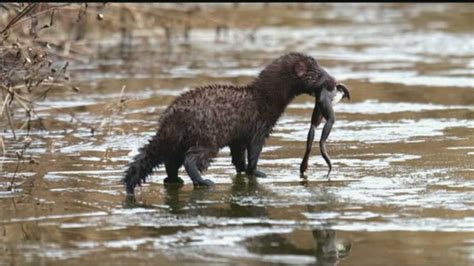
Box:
[1, 3, 473, 265]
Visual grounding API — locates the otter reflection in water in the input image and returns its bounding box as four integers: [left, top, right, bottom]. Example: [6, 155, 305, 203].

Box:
[123, 176, 351, 264]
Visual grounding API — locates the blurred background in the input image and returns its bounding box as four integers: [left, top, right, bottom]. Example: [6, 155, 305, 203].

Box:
[1, 3, 473, 265]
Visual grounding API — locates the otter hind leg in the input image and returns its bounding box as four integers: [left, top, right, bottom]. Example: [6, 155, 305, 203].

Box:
[164, 157, 184, 185]
[184, 146, 216, 187]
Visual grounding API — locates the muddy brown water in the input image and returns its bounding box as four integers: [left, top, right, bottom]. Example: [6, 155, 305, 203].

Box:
[1, 3, 473, 265]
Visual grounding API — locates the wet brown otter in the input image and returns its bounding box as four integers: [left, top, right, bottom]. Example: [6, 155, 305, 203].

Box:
[123, 53, 347, 194]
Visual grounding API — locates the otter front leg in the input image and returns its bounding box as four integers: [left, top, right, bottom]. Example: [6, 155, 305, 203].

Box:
[184, 146, 216, 187]
[245, 138, 267, 178]
[318, 89, 336, 179]
[230, 143, 246, 173]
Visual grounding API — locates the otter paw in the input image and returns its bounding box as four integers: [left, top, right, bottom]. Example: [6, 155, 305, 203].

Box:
[254, 169, 267, 178]
[193, 179, 215, 187]
[164, 176, 184, 184]
[247, 169, 267, 178]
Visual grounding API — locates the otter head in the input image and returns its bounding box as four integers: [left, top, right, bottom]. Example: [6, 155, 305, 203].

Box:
[292, 54, 350, 100]
[255, 53, 350, 101]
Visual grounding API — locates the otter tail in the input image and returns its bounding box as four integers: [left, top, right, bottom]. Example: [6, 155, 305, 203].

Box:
[123, 136, 163, 195]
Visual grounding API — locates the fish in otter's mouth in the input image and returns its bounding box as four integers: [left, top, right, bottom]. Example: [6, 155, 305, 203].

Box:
[300, 83, 351, 178]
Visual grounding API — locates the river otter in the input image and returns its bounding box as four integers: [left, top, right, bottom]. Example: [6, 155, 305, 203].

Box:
[123, 53, 347, 194]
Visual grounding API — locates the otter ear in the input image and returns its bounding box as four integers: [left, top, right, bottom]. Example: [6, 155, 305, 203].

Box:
[294, 60, 307, 77]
